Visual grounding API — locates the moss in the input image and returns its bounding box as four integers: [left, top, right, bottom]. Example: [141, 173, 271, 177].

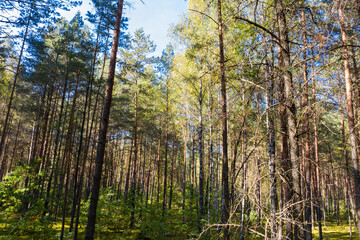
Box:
[312, 217, 355, 239]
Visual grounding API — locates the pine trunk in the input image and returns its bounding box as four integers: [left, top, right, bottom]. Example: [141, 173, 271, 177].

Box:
[217, 0, 230, 239]
[85, 1, 124, 238]
[339, 5, 360, 239]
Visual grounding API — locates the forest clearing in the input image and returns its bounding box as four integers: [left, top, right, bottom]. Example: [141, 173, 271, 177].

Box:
[1, 0, 360, 239]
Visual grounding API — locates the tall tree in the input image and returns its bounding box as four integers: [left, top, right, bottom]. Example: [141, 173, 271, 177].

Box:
[338, 1, 360, 238]
[217, 0, 230, 239]
[85, 0, 124, 239]
[275, 0, 303, 238]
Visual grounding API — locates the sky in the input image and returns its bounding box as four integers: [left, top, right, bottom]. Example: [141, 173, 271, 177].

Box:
[61, 0, 188, 56]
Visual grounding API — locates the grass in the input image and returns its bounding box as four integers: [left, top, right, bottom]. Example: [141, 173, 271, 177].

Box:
[312, 214, 356, 240]
[0, 211, 357, 239]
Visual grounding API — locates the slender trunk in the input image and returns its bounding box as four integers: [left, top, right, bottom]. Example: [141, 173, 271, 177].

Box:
[85, 1, 124, 238]
[208, 83, 214, 222]
[124, 139, 133, 200]
[342, 102, 354, 239]
[339, 5, 360, 239]
[8, 121, 21, 173]
[240, 124, 247, 240]
[311, 47, 322, 240]
[182, 97, 188, 218]
[130, 75, 139, 228]
[38, 86, 53, 165]
[217, 1, 230, 238]
[60, 70, 81, 240]
[302, 10, 312, 240]
[141, 139, 147, 196]
[43, 59, 70, 216]
[169, 134, 176, 210]
[116, 137, 126, 199]
[0, 0, 35, 164]
[70, 85, 89, 234]
[278, 37, 293, 240]
[162, 85, 169, 217]
[198, 77, 204, 231]
[70, 17, 103, 234]
[156, 125, 161, 203]
[267, 59, 278, 239]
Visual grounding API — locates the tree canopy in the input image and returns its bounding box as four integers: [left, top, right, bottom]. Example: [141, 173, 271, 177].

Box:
[1, 0, 360, 239]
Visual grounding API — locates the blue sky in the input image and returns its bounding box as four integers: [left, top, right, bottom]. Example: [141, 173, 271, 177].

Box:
[61, 0, 188, 56]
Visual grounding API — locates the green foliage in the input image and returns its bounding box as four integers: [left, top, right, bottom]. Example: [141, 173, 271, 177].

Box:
[141, 208, 191, 238]
[77, 188, 198, 239]
[0, 163, 56, 238]
[0, 166, 27, 213]
[0, 162, 45, 214]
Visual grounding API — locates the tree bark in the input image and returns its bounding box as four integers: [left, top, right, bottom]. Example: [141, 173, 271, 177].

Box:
[169, 134, 176, 210]
[130, 73, 139, 228]
[162, 83, 169, 217]
[217, 0, 230, 239]
[85, 1, 124, 239]
[302, 10, 312, 240]
[338, 4, 360, 239]
[266, 58, 278, 239]
[198, 77, 204, 231]
[275, 0, 303, 238]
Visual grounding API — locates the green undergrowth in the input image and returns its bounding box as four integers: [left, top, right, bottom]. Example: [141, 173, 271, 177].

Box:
[0, 211, 357, 239]
[0, 173, 356, 240]
[312, 214, 356, 240]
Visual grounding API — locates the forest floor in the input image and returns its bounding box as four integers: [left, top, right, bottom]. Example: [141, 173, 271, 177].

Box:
[312, 214, 356, 240]
[0, 213, 356, 239]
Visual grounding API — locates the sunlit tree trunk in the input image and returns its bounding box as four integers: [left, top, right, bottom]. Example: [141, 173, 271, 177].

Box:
[217, 0, 230, 239]
[198, 77, 204, 231]
[275, 0, 303, 238]
[85, 0, 124, 238]
[266, 58, 278, 239]
[156, 132, 161, 203]
[338, 4, 360, 239]
[278, 35, 293, 240]
[302, 10, 312, 240]
[169, 134, 176, 210]
[162, 83, 169, 217]
[130, 73, 139, 228]
[0, 0, 35, 166]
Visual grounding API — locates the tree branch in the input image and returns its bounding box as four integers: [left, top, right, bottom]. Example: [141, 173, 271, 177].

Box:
[235, 16, 279, 42]
[189, 9, 218, 25]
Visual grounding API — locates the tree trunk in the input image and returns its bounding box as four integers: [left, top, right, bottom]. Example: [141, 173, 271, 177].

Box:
[275, 0, 303, 238]
[278, 33, 293, 240]
[339, 4, 360, 240]
[156, 134, 161, 204]
[198, 77, 204, 231]
[162, 83, 169, 217]
[183, 96, 188, 219]
[266, 59, 278, 239]
[43, 59, 70, 217]
[302, 10, 312, 240]
[0, 0, 35, 164]
[60, 70, 80, 240]
[311, 47, 323, 240]
[217, 0, 230, 239]
[130, 74, 139, 228]
[85, 1, 124, 239]
[169, 134, 176, 210]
